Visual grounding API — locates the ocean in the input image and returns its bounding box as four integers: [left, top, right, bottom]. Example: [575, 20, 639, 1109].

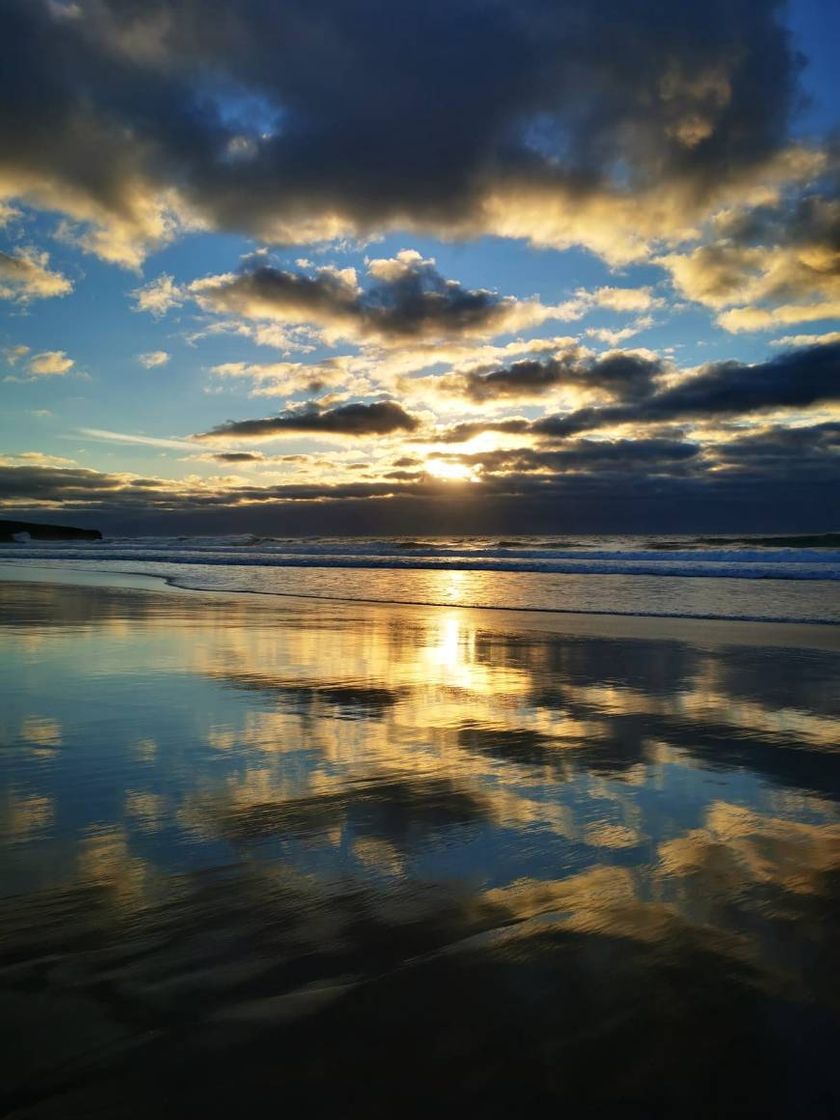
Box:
[2, 531, 840, 623]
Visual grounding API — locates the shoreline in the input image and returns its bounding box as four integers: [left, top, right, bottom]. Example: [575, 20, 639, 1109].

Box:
[3, 561, 839, 651]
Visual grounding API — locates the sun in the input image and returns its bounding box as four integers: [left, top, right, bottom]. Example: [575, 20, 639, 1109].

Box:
[424, 458, 480, 483]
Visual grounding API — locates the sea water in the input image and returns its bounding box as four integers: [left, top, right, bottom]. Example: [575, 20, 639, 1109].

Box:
[2, 531, 840, 622]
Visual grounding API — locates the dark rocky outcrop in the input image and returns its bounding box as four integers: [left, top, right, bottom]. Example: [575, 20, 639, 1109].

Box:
[0, 518, 102, 541]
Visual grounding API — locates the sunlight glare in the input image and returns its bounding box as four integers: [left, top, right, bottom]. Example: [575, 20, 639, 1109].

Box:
[425, 459, 480, 482]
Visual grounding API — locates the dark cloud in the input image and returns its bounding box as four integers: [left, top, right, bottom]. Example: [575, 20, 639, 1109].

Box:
[197, 400, 419, 440]
[3, 405, 836, 537]
[460, 350, 662, 402]
[532, 340, 840, 435]
[211, 451, 265, 463]
[0, 465, 126, 501]
[470, 438, 702, 474]
[190, 251, 553, 343]
[532, 408, 610, 439]
[196, 265, 362, 324]
[627, 340, 840, 420]
[589, 352, 664, 400]
[385, 469, 421, 481]
[425, 341, 840, 467]
[462, 358, 568, 402]
[0, 0, 809, 262]
[0, 463, 406, 509]
[713, 421, 840, 469]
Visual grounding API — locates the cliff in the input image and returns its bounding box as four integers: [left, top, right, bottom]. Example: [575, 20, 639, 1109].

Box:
[0, 518, 102, 542]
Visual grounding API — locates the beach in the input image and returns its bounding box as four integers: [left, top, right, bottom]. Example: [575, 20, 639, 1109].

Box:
[3, 0, 837, 1109]
[1, 563, 839, 1116]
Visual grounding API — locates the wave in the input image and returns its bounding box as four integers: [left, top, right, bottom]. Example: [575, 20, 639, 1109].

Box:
[695, 532, 840, 549]
[2, 539, 840, 581]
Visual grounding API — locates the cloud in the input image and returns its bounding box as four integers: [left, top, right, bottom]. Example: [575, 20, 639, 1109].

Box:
[624, 342, 840, 421]
[209, 451, 266, 463]
[78, 427, 202, 452]
[184, 261, 665, 407]
[585, 319, 653, 346]
[0, 0, 818, 266]
[1, 2, 835, 539]
[0, 247, 72, 302]
[0, 462, 421, 511]
[131, 275, 183, 316]
[186, 317, 316, 353]
[588, 287, 659, 313]
[719, 300, 840, 333]
[137, 350, 170, 368]
[197, 400, 420, 441]
[460, 437, 702, 475]
[454, 349, 663, 404]
[0, 450, 77, 468]
[426, 339, 840, 445]
[659, 180, 840, 331]
[3, 429, 835, 537]
[210, 356, 357, 397]
[531, 340, 840, 435]
[0, 201, 21, 227]
[0, 463, 135, 502]
[26, 349, 74, 376]
[712, 421, 840, 469]
[771, 331, 840, 348]
[3, 344, 30, 365]
[186, 250, 575, 345]
[201, 330, 589, 408]
[431, 418, 532, 445]
[458, 357, 573, 403]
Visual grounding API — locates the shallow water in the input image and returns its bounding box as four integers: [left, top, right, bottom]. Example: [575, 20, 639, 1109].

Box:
[1, 577, 839, 1117]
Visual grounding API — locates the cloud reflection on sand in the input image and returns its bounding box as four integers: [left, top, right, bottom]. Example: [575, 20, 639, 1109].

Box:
[0, 579, 838, 1114]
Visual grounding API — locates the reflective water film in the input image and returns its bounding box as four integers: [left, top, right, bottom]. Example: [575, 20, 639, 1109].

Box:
[1, 578, 839, 1116]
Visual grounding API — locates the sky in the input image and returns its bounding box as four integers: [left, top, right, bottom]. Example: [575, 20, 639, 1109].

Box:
[0, 0, 838, 536]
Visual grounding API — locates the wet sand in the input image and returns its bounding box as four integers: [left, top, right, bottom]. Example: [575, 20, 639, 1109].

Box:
[1, 573, 839, 1117]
